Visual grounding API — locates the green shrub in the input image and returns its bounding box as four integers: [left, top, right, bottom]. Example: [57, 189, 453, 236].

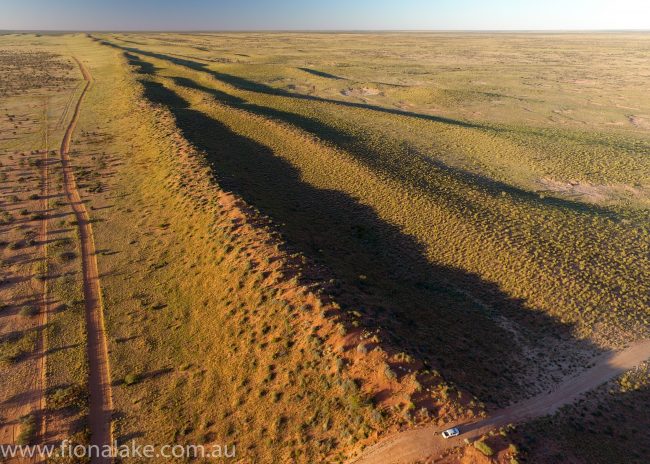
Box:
[474, 440, 494, 457]
[124, 373, 141, 386]
[48, 385, 87, 410]
[16, 415, 37, 445]
[59, 251, 77, 262]
[19, 305, 37, 317]
[335, 357, 345, 373]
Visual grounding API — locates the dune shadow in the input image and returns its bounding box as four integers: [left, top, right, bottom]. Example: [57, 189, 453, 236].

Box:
[112, 368, 173, 387]
[122, 55, 608, 406]
[102, 41, 486, 130]
[297, 67, 346, 80]
[124, 48, 621, 220]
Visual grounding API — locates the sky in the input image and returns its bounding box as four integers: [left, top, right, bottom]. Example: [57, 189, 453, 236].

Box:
[1, 0, 649, 31]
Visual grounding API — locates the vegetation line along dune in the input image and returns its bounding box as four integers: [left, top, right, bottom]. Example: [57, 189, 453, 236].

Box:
[59, 56, 113, 462]
[110, 41, 481, 454]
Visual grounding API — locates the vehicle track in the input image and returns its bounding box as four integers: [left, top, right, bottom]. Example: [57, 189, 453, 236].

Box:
[34, 99, 50, 455]
[55, 81, 79, 130]
[60, 57, 113, 463]
[352, 339, 650, 464]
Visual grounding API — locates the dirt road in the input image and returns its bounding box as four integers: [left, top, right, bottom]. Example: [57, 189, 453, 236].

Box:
[60, 57, 113, 463]
[352, 339, 650, 464]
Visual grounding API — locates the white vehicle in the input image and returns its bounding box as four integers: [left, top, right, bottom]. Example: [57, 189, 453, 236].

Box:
[440, 427, 460, 439]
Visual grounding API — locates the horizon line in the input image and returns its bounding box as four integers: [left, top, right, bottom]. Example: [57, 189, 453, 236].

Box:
[2, 28, 650, 34]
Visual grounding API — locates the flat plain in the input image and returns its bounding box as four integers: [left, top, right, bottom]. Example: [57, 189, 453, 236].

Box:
[0, 32, 648, 463]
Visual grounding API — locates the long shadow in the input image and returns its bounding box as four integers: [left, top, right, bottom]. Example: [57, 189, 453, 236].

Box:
[168, 75, 358, 147]
[104, 45, 619, 224]
[107, 40, 650, 220]
[101, 40, 486, 130]
[111, 368, 173, 387]
[297, 67, 346, 80]
[164, 72, 621, 220]
[130, 68, 604, 406]
[2, 390, 42, 407]
[38, 343, 82, 357]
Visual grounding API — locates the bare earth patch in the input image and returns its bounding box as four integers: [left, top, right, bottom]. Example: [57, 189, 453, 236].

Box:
[341, 86, 383, 97]
[537, 177, 650, 207]
[627, 114, 650, 129]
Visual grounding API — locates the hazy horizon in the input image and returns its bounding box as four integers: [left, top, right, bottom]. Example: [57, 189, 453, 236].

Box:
[3, 29, 650, 33]
[2, 0, 649, 31]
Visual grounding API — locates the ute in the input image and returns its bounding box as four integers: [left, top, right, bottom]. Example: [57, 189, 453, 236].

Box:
[441, 427, 460, 439]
